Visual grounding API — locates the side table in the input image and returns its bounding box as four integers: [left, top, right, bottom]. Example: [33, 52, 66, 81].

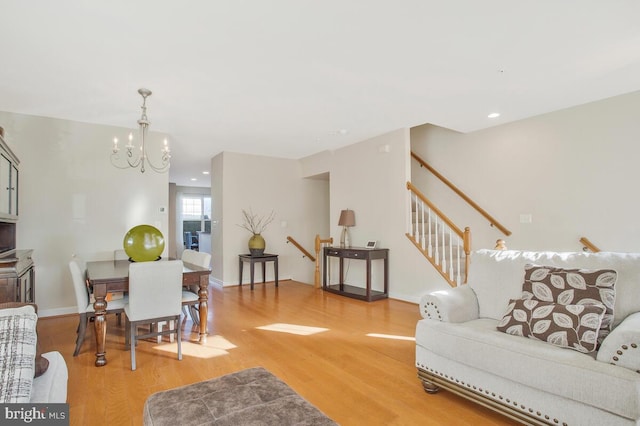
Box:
[238, 253, 279, 290]
[323, 247, 388, 301]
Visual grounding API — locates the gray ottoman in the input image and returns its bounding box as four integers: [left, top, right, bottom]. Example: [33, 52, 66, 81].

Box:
[143, 367, 338, 425]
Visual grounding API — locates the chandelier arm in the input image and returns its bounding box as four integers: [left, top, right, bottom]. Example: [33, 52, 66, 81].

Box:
[143, 159, 171, 173]
[110, 153, 142, 169]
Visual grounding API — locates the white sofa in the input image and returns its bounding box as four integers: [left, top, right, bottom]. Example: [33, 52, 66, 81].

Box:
[416, 249, 640, 426]
[0, 304, 68, 404]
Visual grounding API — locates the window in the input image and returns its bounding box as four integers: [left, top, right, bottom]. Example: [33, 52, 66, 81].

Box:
[182, 197, 202, 219]
[181, 195, 212, 249]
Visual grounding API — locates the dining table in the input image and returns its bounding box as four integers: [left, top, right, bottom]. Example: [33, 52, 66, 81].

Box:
[86, 259, 211, 367]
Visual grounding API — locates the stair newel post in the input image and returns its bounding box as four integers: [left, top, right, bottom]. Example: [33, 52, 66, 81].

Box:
[463, 227, 471, 283]
[314, 234, 321, 288]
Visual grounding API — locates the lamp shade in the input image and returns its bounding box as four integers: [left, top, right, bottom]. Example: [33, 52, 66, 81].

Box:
[338, 209, 355, 227]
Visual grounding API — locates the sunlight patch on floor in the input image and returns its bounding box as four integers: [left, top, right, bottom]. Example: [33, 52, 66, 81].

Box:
[366, 333, 415, 341]
[256, 323, 329, 336]
[153, 335, 237, 358]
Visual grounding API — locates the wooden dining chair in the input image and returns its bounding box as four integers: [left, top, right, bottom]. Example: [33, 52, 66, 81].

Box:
[124, 260, 183, 371]
[69, 256, 127, 356]
[156, 249, 211, 341]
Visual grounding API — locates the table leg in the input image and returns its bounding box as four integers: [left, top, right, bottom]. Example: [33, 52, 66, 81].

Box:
[197, 274, 208, 343]
[274, 258, 279, 287]
[93, 295, 108, 367]
[250, 261, 255, 290]
[384, 255, 389, 296]
[239, 257, 243, 286]
[262, 261, 266, 283]
[323, 252, 327, 289]
[366, 258, 372, 301]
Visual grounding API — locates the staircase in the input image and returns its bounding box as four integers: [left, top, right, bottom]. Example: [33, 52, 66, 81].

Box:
[407, 152, 511, 287]
[406, 182, 470, 287]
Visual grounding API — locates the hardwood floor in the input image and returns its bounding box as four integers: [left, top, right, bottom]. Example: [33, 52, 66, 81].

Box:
[37, 280, 513, 425]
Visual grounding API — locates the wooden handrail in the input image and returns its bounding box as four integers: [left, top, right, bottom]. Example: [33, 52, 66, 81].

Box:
[407, 181, 464, 238]
[411, 151, 512, 237]
[314, 234, 333, 288]
[580, 237, 601, 253]
[286, 236, 315, 261]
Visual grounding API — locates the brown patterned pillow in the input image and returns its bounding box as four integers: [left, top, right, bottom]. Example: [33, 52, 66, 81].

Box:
[522, 264, 616, 344]
[497, 298, 606, 353]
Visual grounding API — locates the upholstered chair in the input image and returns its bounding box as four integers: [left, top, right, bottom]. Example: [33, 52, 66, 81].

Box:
[124, 260, 183, 371]
[69, 256, 126, 356]
[180, 249, 211, 325]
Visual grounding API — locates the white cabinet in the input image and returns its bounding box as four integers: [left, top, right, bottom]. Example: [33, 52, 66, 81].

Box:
[0, 134, 19, 221]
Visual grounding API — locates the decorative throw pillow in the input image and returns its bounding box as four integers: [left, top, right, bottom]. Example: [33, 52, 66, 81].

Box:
[0, 305, 37, 402]
[521, 264, 616, 344]
[0, 302, 49, 377]
[497, 298, 606, 353]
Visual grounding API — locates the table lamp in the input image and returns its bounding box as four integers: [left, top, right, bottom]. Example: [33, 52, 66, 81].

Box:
[338, 209, 355, 248]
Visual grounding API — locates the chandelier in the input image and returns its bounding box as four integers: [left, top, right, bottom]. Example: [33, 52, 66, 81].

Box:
[111, 88, 170, 173]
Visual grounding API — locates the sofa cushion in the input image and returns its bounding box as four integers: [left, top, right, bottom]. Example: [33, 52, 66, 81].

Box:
[496, 298, 605, 353]
[468, 250, 640, 328]
[416, 317, 640, 419]
[522, 264, 616, 344]
[0, 305, 37, 403]
[30, 351, 68, 403]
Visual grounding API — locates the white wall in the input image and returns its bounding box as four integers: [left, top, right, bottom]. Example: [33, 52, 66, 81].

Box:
[212, 152, 329, 286]
[0, 111, 169, 317]
[301, 129, 450, 302]
[411, 90, 640, 253]
[6, 90, 639, 315]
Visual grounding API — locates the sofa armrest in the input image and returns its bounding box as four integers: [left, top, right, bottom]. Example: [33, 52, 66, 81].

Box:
[597, 312, 640, 372]
[419, 285, 479, 323]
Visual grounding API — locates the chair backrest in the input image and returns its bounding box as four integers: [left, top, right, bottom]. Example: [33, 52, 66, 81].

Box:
[127, 260, 183, 321]
[69, 257, 90, 314]
[184, 232, 192, 248]
[181, 249, 211, 269]
[114, 249, 128, 260]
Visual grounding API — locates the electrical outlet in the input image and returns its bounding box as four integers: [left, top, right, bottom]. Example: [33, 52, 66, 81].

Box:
[520, 213, 532, 224]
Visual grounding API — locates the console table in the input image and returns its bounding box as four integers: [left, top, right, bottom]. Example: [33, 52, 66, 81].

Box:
[322, 247, 389, 301]
[238, 253, 279, 290]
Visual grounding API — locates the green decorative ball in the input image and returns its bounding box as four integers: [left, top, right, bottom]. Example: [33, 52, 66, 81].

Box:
[123, 225, 165, 262]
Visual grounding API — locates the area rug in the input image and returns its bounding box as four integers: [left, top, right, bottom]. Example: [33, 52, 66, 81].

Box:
[143, 367, 338, 425]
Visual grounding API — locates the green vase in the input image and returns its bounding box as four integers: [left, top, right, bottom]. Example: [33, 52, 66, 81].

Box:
[248, 233, 265, 256]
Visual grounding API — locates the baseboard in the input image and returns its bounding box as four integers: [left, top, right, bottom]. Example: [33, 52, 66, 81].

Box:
[39, 306, 76, 318]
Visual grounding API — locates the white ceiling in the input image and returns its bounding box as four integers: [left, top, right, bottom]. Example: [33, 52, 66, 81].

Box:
[1, 1, 640, 187]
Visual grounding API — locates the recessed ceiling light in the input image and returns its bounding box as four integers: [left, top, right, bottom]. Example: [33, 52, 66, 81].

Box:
[190, 178, 197, 181]
[488, 112, 501, 119]
[338, 128, 348, 135]
[202, 171, 210, 175]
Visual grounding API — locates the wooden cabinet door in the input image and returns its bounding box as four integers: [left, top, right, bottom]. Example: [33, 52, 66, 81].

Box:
[0, 154, 10, 215]
[9, 164, 17, 216]
[0, 278, 17, 303]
